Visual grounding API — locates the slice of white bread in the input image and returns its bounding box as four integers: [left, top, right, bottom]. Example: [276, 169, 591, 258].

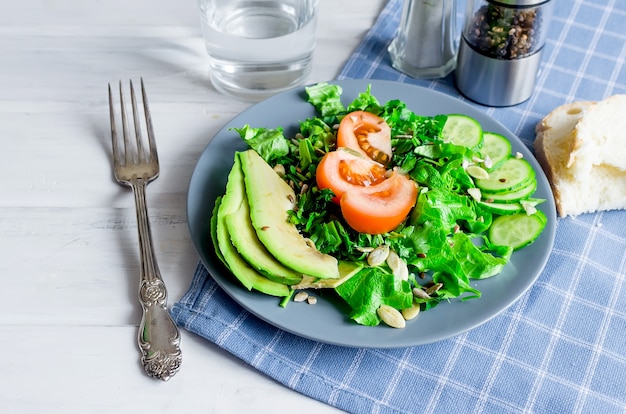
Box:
[567, 94, 626, 176]
[534, 99, 626, 217]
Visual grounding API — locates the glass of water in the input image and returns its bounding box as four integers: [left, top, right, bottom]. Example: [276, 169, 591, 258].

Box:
[198, 0, 319, 102]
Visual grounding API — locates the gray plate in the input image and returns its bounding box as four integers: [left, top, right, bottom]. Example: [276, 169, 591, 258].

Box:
[187, 79, 556, 348]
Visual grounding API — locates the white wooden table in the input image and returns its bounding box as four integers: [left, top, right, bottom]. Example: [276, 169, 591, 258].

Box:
[0, 1, 384, 412]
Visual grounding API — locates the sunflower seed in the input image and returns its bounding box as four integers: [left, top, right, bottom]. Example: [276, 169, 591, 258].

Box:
[412, 287, 430, 299]
[377, 305, 406, 329]
[355, 246, 375, 253]
[307, 296, 317, 305]
[425, 283, 443, 295]
[367, 244, 390, 267]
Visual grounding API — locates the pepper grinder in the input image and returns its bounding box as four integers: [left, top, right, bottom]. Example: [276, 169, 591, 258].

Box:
[455, 0, 553, 106]
[388, 0, 457, 79]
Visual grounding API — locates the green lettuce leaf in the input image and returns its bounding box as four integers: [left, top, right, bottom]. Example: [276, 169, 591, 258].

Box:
[346, 84, 383, 114]
[231, 125, 289, 163]
[335, 268, 413, 326]
[305, 82, 345, 118]
[412, 188, 476, 233]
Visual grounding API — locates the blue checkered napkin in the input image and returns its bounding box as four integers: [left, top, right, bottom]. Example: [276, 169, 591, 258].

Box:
[172, 0, 626, 412]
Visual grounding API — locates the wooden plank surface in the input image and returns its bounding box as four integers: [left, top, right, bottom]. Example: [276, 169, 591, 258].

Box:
[0, 0, 386, 412]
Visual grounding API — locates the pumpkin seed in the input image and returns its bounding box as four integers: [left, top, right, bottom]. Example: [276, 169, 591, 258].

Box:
[468, 187, 482, 202]
[483, 155, 493, 169]
[377, 305, 406, 329]
[294, 291, 309, 302]
[402, 303, 421, 321]
[367, 244, 390, 267]
[273, 164, 286, 176]
[521, 200, 538, 215]
[387, 250, 409, 281]
[466, 165, 490, 180]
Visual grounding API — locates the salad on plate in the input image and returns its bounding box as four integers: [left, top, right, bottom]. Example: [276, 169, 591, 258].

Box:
[210, 82, 547, 329]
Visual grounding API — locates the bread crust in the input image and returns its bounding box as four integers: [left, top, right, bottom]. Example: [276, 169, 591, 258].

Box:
[535, 96, 626, 217]
[533, 101, 594, 217]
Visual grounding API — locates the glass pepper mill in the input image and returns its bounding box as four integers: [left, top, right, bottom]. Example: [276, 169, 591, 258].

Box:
[455, 0, 553, 106]
[388, 0, 457, 79]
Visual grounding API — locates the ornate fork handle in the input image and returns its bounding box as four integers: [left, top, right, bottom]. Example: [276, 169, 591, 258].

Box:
[131, 177, 182, 381]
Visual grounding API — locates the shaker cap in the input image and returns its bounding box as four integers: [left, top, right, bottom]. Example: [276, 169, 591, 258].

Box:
[487, 0, 550, 7]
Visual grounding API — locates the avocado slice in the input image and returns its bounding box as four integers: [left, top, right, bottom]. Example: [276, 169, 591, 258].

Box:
[223, 157, 303, 286]
[214, 156, 290, 297]
[291, 260, 363, 290]
[239, 150, 339, 279]
[210, 196, 226, 265]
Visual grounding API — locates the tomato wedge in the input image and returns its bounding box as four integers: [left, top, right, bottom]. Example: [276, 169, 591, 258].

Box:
[337, 111, 392, 165]
[316, 147, 387, 203]
[340, 173, 418, 234]
[316, 111, 417, 234]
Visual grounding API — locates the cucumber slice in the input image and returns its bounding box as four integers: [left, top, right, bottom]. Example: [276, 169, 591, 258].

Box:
[475, 157, 535, 193]
[488, 211, 547, 250]
[482, 179, 537, 204]
[478, 201, 524, 215]
[481, 132, 512, 170]
[442, 114, 483, 149]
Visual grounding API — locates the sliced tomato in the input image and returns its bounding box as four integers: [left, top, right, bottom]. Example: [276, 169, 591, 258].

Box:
[340, 172, 418, 235]
[337, 111, 392, 165]
[316, 147, 387, 203]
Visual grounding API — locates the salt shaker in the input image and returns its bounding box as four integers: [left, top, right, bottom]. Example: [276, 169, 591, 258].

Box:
[455, 0, 553, 106]
[388, 0, 457, 79]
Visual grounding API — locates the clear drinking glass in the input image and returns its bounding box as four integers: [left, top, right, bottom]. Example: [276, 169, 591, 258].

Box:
[197, 0, 319, 102]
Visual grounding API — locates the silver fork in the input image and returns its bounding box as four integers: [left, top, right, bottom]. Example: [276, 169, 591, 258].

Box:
[108, 79, 182, 381]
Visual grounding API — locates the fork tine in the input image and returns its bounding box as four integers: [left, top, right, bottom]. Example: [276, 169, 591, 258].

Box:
[140, 78, 158, 166]
[129, 80, 147, 164]
[108, 83, 121, 169]
[118, 80, 133, 167]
